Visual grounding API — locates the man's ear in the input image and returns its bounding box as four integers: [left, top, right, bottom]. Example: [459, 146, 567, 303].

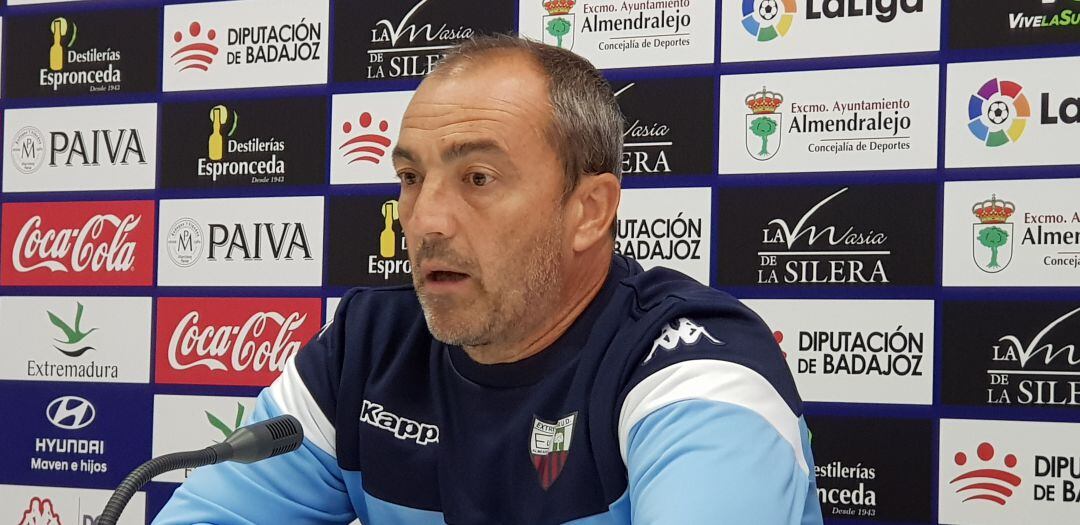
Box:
[568, 172, 620, 253]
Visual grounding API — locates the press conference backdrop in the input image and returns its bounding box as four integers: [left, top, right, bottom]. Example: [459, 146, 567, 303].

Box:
[0, 0, 1077, 523]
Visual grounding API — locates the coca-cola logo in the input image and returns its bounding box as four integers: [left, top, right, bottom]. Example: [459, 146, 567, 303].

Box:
[13, 214, 140, 273]
[156, 297, 322, 386]
[167, 310, 307, 373]
[1, 201, 154, 286]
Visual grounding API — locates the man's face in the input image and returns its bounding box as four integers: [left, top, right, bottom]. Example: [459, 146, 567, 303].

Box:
[393, 54, 569, 348]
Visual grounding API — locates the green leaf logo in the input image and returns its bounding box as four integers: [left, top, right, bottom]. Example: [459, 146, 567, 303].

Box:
[206, 403, 246, 440]
[48, 302, 97, 357]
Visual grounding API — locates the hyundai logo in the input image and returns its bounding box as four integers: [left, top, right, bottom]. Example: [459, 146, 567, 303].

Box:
[46, 396, 95, 430]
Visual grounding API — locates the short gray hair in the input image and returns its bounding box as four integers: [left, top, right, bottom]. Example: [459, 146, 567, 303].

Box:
[430, 34, 624, 198]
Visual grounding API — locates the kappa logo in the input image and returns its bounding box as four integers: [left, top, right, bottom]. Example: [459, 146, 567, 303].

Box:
[19, 497, 62, 525]
[642, 318, 724, 364]
[360, 399, 439, 445]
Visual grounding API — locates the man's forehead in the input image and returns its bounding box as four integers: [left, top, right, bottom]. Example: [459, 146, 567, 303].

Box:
[406, 56, 550, 121]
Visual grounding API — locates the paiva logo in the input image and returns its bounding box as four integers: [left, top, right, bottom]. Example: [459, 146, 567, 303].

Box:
[949, 442, 1022, 506]
[746, 86, 784, 160]
[972, 194, 1016, 273]
[171, 21, 220, 73]
[339, 112, 392, 166]
[741, 0, 797, 41]
[542, 0, 576, 49]
[968, 78, 1030, 147]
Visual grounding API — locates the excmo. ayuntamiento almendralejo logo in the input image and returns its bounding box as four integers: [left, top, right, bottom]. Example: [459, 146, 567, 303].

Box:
[742, 0, 796, 41]
[746, 86, 784, 160]
[542, 0, 576, 49]
[972, 194, 1015, 273]
[968, 78, 1030, 147]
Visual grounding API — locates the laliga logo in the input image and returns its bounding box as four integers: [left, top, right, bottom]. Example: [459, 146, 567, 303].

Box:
[741, 0, 797, 42]
[172, 21, 220, 72]
[339, 112, 391, 165]
[950, 442, 1022, 506]
[49, 17, 76, 72]
[968, 78, 1030, 147]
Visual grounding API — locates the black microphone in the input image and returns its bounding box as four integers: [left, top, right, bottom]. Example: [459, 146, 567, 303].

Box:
[97, 414, 303, 525]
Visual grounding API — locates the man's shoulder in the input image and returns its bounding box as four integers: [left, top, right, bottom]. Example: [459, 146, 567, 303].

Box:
[604, 262, 800, 416]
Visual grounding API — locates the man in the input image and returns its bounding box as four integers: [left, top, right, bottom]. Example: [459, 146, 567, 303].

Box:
[155, 35, 823, 524]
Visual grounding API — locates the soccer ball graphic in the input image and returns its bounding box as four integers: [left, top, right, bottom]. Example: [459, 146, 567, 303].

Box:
[986, 100, 1010, 125]
[758, 0, 779, 20]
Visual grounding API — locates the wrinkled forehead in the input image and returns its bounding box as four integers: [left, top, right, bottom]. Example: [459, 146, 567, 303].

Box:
[399, 56, 553, 147]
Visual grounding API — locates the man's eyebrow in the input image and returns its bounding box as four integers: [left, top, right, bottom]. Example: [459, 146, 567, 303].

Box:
[443, 139, 507, 163]
[391, 145, 416, 164]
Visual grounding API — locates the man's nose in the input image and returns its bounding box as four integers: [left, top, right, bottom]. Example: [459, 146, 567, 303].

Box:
[403, 175, 457, 239]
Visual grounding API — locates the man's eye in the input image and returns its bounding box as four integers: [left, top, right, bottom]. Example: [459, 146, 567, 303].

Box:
[469, 172, 492, 187]
[399, 172, 419, 185]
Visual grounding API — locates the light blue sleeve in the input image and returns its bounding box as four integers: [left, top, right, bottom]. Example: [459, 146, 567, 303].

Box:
[152, 390, 357, 525]
[625, 399, 823, 525]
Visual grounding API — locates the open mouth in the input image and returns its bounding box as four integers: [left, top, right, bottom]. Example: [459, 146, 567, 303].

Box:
[427, 270, 469, 283]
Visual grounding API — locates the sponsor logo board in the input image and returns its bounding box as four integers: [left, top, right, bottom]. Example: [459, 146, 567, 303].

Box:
[943, 178, 1080, 286]
[615, 187, 711, 283]
[161, 97, 326, 189]
[808, 416, 933, 522]
[613, 77, 715, 176]
[940, 419, 1080, 524]
[519, 0, 716, 69]
[5, 8, 159, 98]
[335, 0, 514, 82]
[0, 297, 151, 383]
[0, 200, 155, 287]
[946, 57, 1080, 168]
[163, 0, 329, 91]
[716, 184, 937, 287]
[327, 195, 411, 287]
[157, 197, 324, 287]
[745, 299, 933, 404]
[155, 297, 321, 386]
[330, 91, 412, 185]
[950, 0, 1080, 50]
[0, 383, 151, 489]
[720, 0, 939, 62]
[152, 394, 257, 482]
[719, 65, 938, 174]
[943, 301, 1080, 408]
[4, 103, 157, 193]
[1, 485, 145, 525]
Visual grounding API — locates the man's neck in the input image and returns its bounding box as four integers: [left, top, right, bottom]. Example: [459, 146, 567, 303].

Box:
[462, 252, 610, 365]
